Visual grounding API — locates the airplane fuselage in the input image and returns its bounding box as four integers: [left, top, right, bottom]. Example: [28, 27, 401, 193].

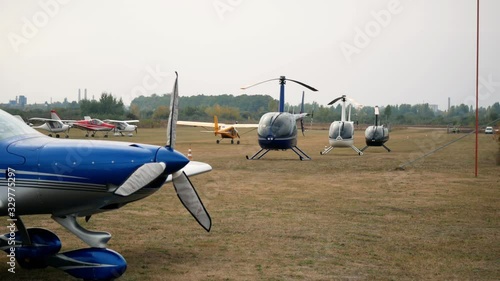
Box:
[218, 127, 238, 139]
[33, 122, 70, 133]
[0, 134, 188, 217]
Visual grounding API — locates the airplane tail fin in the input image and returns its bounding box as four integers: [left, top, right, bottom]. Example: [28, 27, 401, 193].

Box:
[213, 115, 219, 135]
[51, 110, 62, 120]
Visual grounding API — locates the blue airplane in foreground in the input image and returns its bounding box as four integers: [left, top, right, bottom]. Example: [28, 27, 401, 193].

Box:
[0, 73, 212, 280]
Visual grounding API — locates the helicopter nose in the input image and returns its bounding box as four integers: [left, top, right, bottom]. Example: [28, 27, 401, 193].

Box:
[155, 146, 189, 175]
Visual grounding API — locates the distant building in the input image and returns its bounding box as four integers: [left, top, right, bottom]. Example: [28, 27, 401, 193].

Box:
[6, 95, 27, 108]
[429, 104, 438, 112]
[18, 95, 27, 107]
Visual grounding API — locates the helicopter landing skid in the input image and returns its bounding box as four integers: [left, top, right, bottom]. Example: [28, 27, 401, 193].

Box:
[246, 148, 270, 160]
[246, 146, 311, 160]
[360, 144, 391, 152]
[290, 146, 311, 160]
[320, 145, 363, 156]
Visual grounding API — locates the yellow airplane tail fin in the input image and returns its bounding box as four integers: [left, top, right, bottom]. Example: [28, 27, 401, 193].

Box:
[214, 115, 219, 135]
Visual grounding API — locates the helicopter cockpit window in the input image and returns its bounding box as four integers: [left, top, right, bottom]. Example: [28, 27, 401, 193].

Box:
[258, 113, 295, 137]
[330, 121, 354, 139]
[0, 110, 42, 140]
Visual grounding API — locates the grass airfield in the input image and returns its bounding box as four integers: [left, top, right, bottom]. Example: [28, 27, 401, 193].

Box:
[1, 126, 499, 280]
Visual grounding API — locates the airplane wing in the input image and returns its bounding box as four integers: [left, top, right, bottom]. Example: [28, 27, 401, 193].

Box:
[57, 119, 77, 125]
[29, 117, 59, 122]
[231, 123, 259, 128]
[165, 161, 212, 182]
[178, 121, 258, 128]
[177, 121, 218, 127]
[104, 119, 140, 124]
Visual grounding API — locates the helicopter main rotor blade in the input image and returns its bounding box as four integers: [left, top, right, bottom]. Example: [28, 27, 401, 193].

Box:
[286, 78, 318, 92]
[327, 95, 346, 105]
[240, 78, 280, 90]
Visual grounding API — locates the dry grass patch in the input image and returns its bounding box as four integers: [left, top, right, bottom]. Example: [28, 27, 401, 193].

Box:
[1, 127, 498, 280]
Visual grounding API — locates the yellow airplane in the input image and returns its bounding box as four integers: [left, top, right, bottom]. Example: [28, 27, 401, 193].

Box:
[178, 116, 258, 144]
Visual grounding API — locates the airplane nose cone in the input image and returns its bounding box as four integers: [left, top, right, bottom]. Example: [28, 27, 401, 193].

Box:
[155, 147, 189, 175]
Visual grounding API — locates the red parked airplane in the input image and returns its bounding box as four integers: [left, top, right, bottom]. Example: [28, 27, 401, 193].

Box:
[70, 116, 116, 137]
[50, 110, 116, 138]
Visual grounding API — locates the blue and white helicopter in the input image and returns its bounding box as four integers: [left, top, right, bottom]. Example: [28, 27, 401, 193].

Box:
[0, 73, 212, 280]
[241, 76, 317, 160]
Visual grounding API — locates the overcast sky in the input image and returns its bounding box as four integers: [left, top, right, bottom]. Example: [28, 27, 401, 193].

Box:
[1, 0, 498, 111]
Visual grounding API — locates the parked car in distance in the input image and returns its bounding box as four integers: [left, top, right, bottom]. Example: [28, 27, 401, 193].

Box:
[485, 126, 493, 134]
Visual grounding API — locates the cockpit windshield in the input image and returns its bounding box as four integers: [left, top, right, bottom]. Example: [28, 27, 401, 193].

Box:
[258, 112, 296, 137]
[90, 119, 104, 125]
[0, 109, 43, 141]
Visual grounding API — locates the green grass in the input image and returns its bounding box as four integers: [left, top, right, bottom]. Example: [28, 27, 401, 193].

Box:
[1, 126, 499, 280]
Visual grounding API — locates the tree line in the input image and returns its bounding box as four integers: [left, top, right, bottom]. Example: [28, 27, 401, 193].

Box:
[2, 92, 499, 128]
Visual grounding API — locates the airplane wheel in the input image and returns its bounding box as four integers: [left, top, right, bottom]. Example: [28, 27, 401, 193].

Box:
[65, 135, 69, 138]
[231, 139, 234, 144]
[104, 135, 108, 138]
[216, 140, 220, 144]
[91, 135, 95, 137]
[85, 134, 89, 137]
[56, 134, 60, 138]
[48, 134, 52, 137]
[237, 140, 240, 144]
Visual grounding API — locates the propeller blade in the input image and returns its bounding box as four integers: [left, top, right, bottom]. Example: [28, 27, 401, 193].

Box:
[240, 78, 280, 90]
[114, 163, 167, 196]
[327, 95, 346, 105]
[172, 171, 211, 232]
[166, 72, 179, 148]
[286, 78, 318, 92]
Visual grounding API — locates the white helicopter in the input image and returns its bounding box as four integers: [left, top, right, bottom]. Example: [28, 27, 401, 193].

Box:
[320, 95, 363, 156]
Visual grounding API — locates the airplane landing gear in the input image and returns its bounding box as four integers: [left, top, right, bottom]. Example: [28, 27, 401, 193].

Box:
[1, 216, 127, 280]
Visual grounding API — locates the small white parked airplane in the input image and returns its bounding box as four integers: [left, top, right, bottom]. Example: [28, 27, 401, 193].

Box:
[104, 119, 140, 136]
[29, 110, 71, 138]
